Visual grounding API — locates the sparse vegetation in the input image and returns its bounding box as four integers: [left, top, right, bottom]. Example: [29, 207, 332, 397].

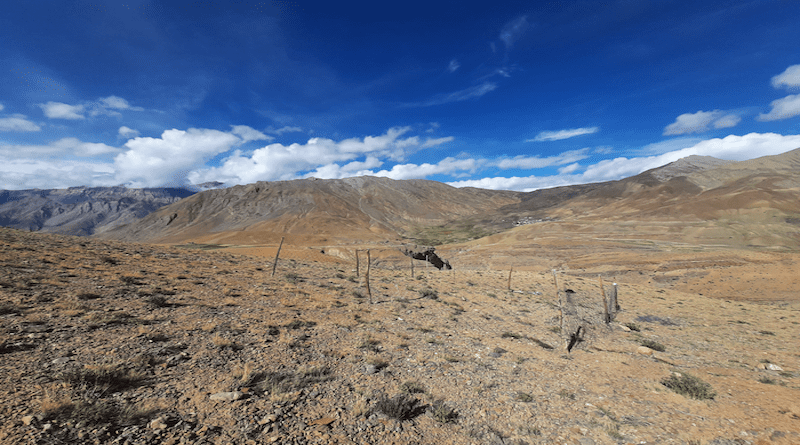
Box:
[374, 394, 426, 421]
[640, 339, 666, 352]
[400, 380, 426, 394]
[514, 392, 534, 402]
[661, 372, 716, 400]
[430, 399, 458, 423]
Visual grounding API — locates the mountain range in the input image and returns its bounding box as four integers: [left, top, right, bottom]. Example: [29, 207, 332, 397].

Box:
[3, 148, 799, 250]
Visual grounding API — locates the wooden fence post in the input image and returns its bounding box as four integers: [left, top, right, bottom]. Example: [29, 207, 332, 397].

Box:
[612, 282, 619, 311]
[553, 270, 563, 332]
[508, 268, 513, 291]
[271, 236, 284, 277]
[355, 249, 360, 278]
[410, 256, 414, 278]
[365, 249, 372, 304]
[599, 275, 609, 323]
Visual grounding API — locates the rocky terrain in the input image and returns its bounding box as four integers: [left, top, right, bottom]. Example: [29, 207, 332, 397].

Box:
[1, 227, 798, 445]
[0, 187, 195, 236]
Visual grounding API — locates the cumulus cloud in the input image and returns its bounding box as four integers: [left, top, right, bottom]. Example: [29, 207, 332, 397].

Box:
[230, 125, 273, 142]
[757, 94, 800, 121]
[663, 110, 741, 135]
[771, 64, 800, 90]
[118, 126, 140, 138]
[188, 127, 454, 185]
[0, 115, 41, 132]
[115, 128, 241, 187]
[39, 101, 85, 120]
[528, 127, 599, 142]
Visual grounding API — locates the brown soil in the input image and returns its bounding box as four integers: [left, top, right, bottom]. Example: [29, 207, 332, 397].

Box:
[1, 227, 799, 444]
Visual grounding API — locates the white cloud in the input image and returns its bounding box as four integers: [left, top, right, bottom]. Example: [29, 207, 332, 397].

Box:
[448, 59, 460, 73]
[267, 125, 303, 135]
[495, 148, 590, 169]
[0, 137, 118, 160]
[39, 101, 85, 120]
[558, 163, 581, 174]
[411, 82, 497, 107]
[0, 115, 41, 132]
[771, 64, 800, 89]
[230, 125, 273, 142]
[0, 104, 4, 111]
[663, 110, 741, 135]
[118, 126, 140, 138]
[115, 128, 240, 187]
[371, 157, 481, 180]
[98, 96, 143, 110]
[450, 132, 800, 191]
[528, 127, 599, 142]
[757, 94, 800, 121]
[426, 122, 440, 133]
[421, 136, 454, 148]
[499, 16, 529, 50]
[0, 159, 116, 190]
[188, 127, 454, 185]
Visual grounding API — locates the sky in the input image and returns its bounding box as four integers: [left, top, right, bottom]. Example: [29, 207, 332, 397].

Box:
[1, 0, 800, 192]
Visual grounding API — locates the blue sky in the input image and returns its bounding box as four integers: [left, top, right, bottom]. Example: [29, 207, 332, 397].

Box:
[2, 0, 800, 191]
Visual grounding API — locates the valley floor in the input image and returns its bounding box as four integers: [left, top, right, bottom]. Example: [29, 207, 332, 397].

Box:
[1, 228, 799, 444]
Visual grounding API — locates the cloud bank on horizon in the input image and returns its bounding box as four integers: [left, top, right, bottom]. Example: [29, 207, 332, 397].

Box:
[1, 1, 800, 192]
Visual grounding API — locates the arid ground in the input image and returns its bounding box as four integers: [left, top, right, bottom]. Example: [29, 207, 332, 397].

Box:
[2, 227, 799, 445]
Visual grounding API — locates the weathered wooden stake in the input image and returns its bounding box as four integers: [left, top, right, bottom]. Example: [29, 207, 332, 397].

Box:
[271, 236, 284, 277]
[355, 250, 360, 278]
[410, 256, 414, 278]
[553, 269, 563, 332]
[612, 282, 619, 311]
[599, 275, 609, 323]
[365, 249, 372, 304]
[507, 267, 513, 291]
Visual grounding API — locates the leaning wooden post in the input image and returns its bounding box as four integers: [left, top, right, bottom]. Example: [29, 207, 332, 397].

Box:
[355, 249, 360, 278]
[410, 256, 414, 278]
[599, 275, 609, 323]
[365, 249, 372, 304]
[507, 267, 513, 291]
[271, 236, 284, 277]
[553, 270, 563, 332]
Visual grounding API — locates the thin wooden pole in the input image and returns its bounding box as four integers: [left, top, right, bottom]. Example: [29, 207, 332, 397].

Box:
[612, 282, 619, 311]
[365, 249, 372, 304]
[553, 270, 563, 332]
[410, 256, 414, 278]
[271, 237, 284, 277]
[355, 249, 360, 278]
[507, 267, 513, 291]
[599, 275, 609, 323]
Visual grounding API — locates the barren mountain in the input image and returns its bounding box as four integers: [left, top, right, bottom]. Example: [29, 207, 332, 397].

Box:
[0, 186, 194, 236]
[99, 177, 521, 245]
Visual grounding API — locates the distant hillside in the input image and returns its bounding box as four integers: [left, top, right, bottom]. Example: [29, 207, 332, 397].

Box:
[0, 186, 195, 236]
[98, 176, 522, 244]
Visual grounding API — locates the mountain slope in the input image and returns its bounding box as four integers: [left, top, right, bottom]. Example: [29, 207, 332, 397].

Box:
[99, 176, 522, 244]
[0, 186, 195, 236]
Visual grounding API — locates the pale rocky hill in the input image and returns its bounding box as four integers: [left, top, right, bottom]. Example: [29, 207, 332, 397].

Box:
[0, 186, 194, 236]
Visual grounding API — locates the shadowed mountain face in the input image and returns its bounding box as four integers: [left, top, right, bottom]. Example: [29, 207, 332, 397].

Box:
[0, 187, 195, 236]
